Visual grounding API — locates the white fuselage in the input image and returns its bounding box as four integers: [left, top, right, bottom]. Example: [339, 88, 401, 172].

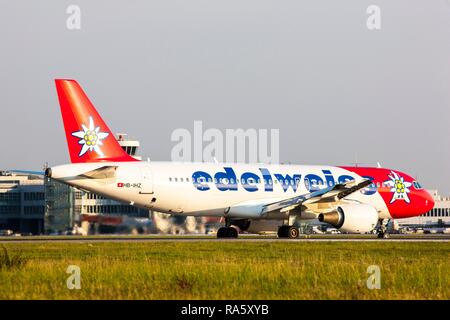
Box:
[49, 161, 391, 221]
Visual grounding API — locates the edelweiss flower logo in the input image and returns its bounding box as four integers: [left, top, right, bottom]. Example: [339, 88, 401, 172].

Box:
[384, 171, 412, 204]
[71, 116, 109, 157]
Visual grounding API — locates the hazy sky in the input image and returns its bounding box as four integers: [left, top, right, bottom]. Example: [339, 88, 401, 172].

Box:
[0, 1, 449, 194]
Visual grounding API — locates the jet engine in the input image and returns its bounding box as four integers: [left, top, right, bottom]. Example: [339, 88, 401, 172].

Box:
[318, 204, 379, 233]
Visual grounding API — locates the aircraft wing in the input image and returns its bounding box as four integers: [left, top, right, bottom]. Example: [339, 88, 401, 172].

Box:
[261, 178, 373, 215]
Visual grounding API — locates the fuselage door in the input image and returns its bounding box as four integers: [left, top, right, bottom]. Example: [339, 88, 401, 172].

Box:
[140, 166, 153, 194]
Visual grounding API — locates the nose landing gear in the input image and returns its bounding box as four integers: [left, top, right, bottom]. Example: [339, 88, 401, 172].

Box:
[376, 219, 390, 239]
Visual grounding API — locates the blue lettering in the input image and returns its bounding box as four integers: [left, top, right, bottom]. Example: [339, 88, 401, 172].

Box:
[192, 171, 212, 191]
[361, 175, 377, 195]
[337, 175, 354, 184]
[304, 174, 323, 192]
[275, 174, 302, 192]
[322, 170, 336, 187]
[241, 172, 260, 192]
[259, 168, 273, 192]
[191, 168, 367, 194]
[214, 167, 238, 191]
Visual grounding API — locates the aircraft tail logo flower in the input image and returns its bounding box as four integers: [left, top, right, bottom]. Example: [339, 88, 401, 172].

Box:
[71, 116, 109, 157]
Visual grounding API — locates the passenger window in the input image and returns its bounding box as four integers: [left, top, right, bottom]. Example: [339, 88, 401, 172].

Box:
[174, 178, 178, 182]
[180, 178, 184, 182]
[169, 177, 172, 182]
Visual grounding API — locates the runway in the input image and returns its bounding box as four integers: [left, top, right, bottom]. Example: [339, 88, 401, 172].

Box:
[1, 234, 449, 243]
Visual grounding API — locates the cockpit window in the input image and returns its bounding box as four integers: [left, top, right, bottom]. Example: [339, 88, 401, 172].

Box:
[413, 181, 423, 189]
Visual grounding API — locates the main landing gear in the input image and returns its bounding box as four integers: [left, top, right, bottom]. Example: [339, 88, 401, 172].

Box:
[277, 225, 299, 239]
[217, 226, 238, 238]
[217, 217, 238, 238]
[377, 230, 390, 239]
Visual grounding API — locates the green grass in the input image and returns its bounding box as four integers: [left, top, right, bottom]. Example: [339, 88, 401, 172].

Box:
[0, 241, 448, 299]
[0, 245, 28, 271]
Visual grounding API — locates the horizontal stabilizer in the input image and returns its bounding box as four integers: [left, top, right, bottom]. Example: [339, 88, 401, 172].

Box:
[79, 166, 118, 180]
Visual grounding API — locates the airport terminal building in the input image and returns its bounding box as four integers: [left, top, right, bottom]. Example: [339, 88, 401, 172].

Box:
[396, 190, 450, 227]
[0, 134, 150, 235]
[0, 171, 45, 234]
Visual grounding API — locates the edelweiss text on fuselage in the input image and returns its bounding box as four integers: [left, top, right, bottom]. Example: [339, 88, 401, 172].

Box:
[192, 167, 377, 194]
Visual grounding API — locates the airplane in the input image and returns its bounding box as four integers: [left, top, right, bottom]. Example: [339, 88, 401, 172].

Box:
[45, 79, 435, 239]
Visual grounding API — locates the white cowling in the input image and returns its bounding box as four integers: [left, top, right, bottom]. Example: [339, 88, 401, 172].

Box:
[319, 204, 379, 233]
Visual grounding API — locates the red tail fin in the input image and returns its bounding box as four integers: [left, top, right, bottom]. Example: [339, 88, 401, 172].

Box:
[55, 79, 138, 163]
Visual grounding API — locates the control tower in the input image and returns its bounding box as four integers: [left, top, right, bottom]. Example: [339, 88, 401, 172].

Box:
[115, 133, 141, 160]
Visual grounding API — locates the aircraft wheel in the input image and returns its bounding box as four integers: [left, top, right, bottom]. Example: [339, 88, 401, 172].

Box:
[377, 232, 390, 239]
[227, 227, 238, 238]
[287, 226, 299, 239]
[217, 227, 238, 238]
[217, 227, 228, 238]
[277, 226, 288, 238]
[278, 225, 299, 239]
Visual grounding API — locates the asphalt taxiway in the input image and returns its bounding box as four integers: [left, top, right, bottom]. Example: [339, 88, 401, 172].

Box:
[0, 234, 449, 243]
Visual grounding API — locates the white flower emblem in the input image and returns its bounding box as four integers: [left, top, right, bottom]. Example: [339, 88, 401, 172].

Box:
[71, 116, 109, 157]
[384, 171, 412, 204]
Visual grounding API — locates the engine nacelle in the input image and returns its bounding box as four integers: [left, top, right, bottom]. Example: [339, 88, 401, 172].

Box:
[318, 204, 379, 233]
[230, 219, 251, 231]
